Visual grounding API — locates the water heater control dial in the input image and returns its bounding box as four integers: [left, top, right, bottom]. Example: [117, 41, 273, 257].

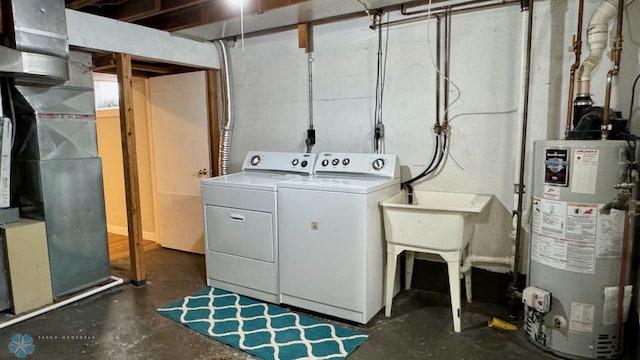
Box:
[250, 155, 261, 166]
[372, 158, 385, 170]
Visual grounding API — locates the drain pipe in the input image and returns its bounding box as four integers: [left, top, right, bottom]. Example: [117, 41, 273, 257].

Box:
[214, 40, 234, 175]
[464, 0, 532, 288]
[507, 0, 534, 319]
[0, 276, 124, 330]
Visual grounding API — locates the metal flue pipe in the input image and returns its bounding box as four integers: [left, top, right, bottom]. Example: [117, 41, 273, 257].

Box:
[214, 40, 234, 175]
[564, 0, 586, 138]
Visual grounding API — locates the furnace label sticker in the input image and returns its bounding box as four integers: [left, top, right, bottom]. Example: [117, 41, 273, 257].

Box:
[570, 149, 599, 194]
[596, 207, 624, 258]
[544, 148, 569, 186]
[570, 302, 595, 333]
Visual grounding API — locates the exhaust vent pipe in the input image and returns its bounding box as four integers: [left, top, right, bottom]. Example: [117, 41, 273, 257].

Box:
[214, 40, 234, 176]
[577, 0, 617, 96]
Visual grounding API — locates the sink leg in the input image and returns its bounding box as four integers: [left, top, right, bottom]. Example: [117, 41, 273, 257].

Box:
[385, 252, 398, 317]
[464, 269, 472, 304]
[447, 260, 462, 333]
[405, 251, 415, 290]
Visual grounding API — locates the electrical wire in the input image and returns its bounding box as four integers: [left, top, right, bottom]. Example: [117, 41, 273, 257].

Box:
[373, 12, 390, 154]
[626, 73, 640, 131]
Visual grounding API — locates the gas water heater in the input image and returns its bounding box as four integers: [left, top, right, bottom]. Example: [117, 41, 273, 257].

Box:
[526, 140, 633, 359]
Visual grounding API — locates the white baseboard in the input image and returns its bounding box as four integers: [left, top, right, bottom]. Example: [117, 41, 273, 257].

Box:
[107, 224, 157, 242]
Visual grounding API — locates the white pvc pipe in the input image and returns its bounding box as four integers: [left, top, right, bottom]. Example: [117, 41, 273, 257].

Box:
[0, 276, 125, 330]
[461, 255, 514, 274]
[577, 0, 619, 95]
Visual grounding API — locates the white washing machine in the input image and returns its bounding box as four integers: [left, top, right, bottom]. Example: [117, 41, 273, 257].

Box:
[201, 151, 316, 303]
[277, 152, 401, 323]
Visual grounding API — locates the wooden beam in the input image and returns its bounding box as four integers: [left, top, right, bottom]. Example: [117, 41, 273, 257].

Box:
[206, 70, 220, 177]
[131, 62, 173, 74]
[66, 0, 104, 10]
[93, 53, 116, 72]
[137, 0, 309, 32]
[119, 0, 210, 22]
[115, 53, 146, 286]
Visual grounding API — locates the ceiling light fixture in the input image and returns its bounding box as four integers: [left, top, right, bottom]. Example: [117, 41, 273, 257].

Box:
[226, 0, 245, 7]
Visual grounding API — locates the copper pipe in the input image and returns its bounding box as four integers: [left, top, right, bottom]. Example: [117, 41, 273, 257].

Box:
[436, 15, 442, 130]
[443, 9, 452, 131]
[615, 170, 633, 350]
[564, 0, 586, 138]
[371, 0, 519, 30]
[602, 0, 625, 140]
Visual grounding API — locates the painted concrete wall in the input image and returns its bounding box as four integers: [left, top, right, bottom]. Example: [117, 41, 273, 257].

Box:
[226, 0, 640, 272]
[95, 78, 157, 241]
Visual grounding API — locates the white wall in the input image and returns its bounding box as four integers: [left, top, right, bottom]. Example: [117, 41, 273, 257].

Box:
[226, 0, 640, 273]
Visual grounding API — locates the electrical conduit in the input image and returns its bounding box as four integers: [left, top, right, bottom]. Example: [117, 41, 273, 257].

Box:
[214, 40, 234, 175]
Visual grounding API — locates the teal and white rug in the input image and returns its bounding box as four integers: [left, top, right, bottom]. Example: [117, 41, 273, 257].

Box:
[157, 287, 368, 360]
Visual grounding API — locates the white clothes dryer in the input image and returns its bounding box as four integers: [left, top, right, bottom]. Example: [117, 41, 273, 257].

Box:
[277, 152, 401, 323]
[201, 151, 316, 303]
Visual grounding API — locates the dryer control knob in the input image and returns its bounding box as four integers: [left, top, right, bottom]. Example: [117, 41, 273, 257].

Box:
[250, 155, 261, 166]
[322, 159, 329, 167]
[342, 158, 350, 166]
[301, 160, 308, 168]
[292, 159, 299, 166]
[332, 159, 340, 166]
[372, 158, 385, 170]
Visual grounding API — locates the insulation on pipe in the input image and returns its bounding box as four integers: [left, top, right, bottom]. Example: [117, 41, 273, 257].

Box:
[214, 40, 234, 175]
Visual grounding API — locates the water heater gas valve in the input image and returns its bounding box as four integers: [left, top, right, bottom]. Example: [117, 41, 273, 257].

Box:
[522, 286, 551, 313]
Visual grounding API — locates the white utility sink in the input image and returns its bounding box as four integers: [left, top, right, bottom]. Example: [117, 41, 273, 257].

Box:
[380, 189, 492, 333]
[380, 190, 492, 251]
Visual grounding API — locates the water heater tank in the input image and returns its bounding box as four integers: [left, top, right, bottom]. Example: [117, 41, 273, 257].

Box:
[528, 140, 633, 359]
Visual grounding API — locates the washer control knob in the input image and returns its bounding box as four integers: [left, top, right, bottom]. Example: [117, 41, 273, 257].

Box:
[301, 160, 308, 168]
[332, 158, 340, 166]
[342, 158, 350, 166]
[322, 159, 329, 167]
[372, 158, 385, 170]
[292, 159, 299, 166]
[250, 155, 261, 166]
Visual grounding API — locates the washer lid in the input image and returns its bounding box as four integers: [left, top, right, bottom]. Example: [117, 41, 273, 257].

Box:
[202, 172, 306, 191]
[278, 176, 401, 194]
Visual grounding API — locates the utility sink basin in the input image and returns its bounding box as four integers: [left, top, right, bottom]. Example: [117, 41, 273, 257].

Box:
[380, 190, 492, 251]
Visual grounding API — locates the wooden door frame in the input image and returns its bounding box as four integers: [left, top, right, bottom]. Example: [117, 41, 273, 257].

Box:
[109, 53, 220, 284]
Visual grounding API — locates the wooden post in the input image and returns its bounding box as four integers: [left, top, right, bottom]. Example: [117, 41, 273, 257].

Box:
[297, 23, 313, 52]
[206, 70, 220, 177]
[115, 53, 146, 286]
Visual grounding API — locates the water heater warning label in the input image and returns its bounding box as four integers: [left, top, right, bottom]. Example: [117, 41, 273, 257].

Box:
[544, 148, 569, 186]
[531, 198, 597, 274]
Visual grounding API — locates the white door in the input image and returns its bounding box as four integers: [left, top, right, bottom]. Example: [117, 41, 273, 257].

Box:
[148, 71, 209, 254]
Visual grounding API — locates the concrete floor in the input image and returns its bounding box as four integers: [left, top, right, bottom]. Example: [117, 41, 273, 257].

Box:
[0, 248, 636, 360]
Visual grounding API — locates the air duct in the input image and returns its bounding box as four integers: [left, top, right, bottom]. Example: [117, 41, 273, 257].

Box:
[214, 40, 234, 175]
[0, 0, 70, 85]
